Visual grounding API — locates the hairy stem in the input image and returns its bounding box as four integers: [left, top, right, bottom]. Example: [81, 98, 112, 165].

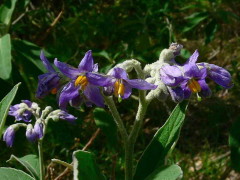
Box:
[104, 96, 128, 142]
[125, 90, 149, 180]
[38, 140, 44, 180]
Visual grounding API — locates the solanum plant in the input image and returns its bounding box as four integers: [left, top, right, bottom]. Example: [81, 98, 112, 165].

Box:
[0, 43, 232, 180]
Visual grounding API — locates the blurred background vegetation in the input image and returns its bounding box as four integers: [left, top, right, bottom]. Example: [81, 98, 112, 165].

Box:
[0, 0, 239, 179]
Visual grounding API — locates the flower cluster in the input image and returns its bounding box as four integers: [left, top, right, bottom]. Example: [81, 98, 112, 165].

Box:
[3, 100, 76, 147]
[37, 50, 157, 109]
[160, 49, 233, 102]
[142, 43, 233, 102]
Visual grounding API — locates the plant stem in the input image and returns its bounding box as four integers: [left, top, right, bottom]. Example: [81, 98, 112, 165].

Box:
[38, 140, 44, 180]
[125, 90, 149, 180]
[104, 96, 128, 143]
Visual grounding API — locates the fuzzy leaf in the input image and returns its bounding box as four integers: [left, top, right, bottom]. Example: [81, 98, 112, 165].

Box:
[0, 167, 34, 180]
[7, 154, 40, 180]
[73, 150, 105, 180]
[0, 82, 21, 136]
[145, 164, 183, 180]
[0, 34, 12, 80]
[134, 101, 188, 180]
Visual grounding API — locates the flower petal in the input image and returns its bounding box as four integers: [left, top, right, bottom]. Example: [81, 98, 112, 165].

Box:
[160, 65, 184, 87]
[198, 79, 211, 97]
[84, 84, 104, 107]
[54, 59, 79, 79]
[86, 72, 114, 86]
[40, 51, 55, 72]
[167, 87, 184, 102]
[36, 72, 60, 98]
[110, 67, 128, 80]
[186, 50, 199, 64]
[122, 83, 132, 99]
[58, 82, 80, 110]
[207, 64, 233, 88]
[125, 79, 157, 90]
[78, 50, 94, 72]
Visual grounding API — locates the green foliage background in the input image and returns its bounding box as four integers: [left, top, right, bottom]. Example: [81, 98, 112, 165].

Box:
[0, 0, 239, 179]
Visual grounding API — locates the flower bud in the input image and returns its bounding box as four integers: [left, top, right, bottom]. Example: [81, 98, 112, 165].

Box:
[9, 100, 33, 122]
[3, 126, 16, 147]
[34, 121, 44, 139]
[26, 124, 38, 142]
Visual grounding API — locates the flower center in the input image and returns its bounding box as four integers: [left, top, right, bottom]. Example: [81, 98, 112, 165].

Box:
[75, 75, 88, 90]
[188, 79, 201, 93]
[114, 80, 125, 97]
[50, 88, 58, 94]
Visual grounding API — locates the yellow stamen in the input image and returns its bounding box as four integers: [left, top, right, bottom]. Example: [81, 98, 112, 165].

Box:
[114, 81, 120, 97]
[114, 80, 125, 97]
[51, 88, 58, 94]
[118, 83, 125, 96]
[188, 79, 201, 93]
[75, 75, 88, 90]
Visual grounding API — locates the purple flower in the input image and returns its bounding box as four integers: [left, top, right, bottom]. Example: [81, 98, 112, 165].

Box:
[34, 122, 44, 139]
[54, 50, 112, 110]
[160, 65, 184, 87]
[105, 67, 157, 99]
[198, 63, 233, 89]
[59, 111, 77, 122]
[3, 126, 15, 147]
[160, 50, 211, 101]
[26, 124, 38, 142]
[36, 51, 61, 98]
[9, 100, 32, 122]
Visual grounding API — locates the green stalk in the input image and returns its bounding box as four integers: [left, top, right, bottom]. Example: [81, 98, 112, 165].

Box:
[38, 140, 44, 180]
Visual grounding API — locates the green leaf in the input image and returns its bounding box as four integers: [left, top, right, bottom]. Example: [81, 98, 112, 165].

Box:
[93, 108, 117, 149]
[205, 20, 218, 44]
[73, 150, 105, 180]
[0, 0, 17, 26]
[145, 164, 183, 180]
[183, 12, 208, 32]
[134, 101, 188, 180]
[0, 34, 12, 80]
[229, 118, 240, 172]
[12, 39, 49, 72]
[0, 82, 21, 136]
[0, 167, 34, 180]
[7, 154, 40, 180]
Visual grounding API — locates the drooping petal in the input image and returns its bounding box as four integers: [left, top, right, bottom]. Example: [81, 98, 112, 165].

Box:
[167, 86, 184, 102]
[84, 84, 104, 107]
[59, 111, 77, 122]
[36, 72, 60, 98]
[78, 50, 94, 72]
[122, 83, 132, 99]
[59, 82, 80, 110]
[125, 79, 157, 90]
[160, 65, 184, 87]
[54, 59, 79, 79]
[40, 51, 55, 72]
[185, 50, 199, 64]
[109, 67, 128, 80]
[207, 64, 233, 88]
[86, 72, 114, 87]
[198, 79, 212, 97]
